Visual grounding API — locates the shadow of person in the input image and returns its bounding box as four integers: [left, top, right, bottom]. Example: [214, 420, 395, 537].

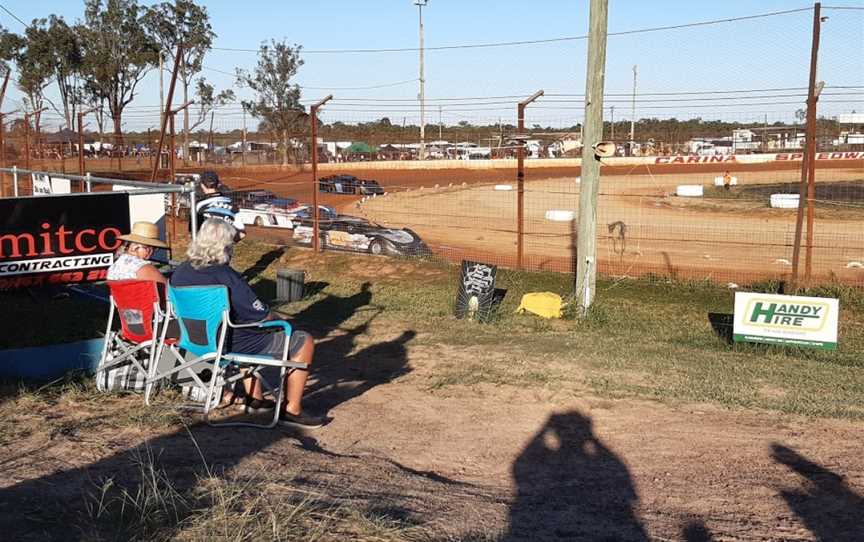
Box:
[239, 247, 286, 282]
[682, 519, 714, 542]
[502, 410, 648, 541]
[304, 329, 415, 416]
[290, 281, 374, 339]
[771, 443, 864, 542]
[0, 417, 291, 541]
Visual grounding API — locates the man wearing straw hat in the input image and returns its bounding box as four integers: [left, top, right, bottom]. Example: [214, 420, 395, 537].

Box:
[107, 221, 170, 283]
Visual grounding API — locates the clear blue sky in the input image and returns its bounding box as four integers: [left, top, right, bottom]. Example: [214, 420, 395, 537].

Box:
[0, 0, 862, 130]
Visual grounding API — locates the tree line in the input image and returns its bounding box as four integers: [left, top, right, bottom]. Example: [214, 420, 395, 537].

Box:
[0, 0, 304, 165]
[1, 1, 841, 166]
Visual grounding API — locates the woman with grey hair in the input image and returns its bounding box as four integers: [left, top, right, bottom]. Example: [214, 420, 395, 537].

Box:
[171, 218, 322, 427]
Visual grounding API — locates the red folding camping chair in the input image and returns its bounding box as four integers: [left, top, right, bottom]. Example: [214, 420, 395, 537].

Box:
[96, 280, 175, 393]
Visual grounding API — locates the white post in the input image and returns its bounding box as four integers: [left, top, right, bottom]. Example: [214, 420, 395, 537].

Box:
[85, 172, 92, 192]
[12, 165, 18, 197]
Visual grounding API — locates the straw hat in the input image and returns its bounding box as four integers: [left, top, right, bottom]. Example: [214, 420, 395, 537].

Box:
[118, 221, 169, 249]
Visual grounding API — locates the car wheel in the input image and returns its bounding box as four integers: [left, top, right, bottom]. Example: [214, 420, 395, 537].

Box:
[369, 239, 384, 255]
[254, 216, 263, 226]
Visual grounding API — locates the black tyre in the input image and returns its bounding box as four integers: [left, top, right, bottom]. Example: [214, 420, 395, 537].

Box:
[254, 216, 263, 226]
[369, 239, 384, 255]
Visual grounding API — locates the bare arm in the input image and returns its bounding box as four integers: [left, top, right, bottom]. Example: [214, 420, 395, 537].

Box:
[136, 264, 167, 284]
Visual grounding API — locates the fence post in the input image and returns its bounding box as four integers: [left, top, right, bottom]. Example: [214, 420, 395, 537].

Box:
[791, 2, 823, 289]
[516, 90, 544, 270]
[85, 172, 92, 193]
[310, 94, 334, 253]
[12, 165, 18, 197]
[190, 185, 198, 241]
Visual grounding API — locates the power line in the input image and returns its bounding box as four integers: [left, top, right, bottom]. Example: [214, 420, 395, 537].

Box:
[211, 7, 813, 55]
[0, 3, 29, 28]
[203, 64, 418, 91]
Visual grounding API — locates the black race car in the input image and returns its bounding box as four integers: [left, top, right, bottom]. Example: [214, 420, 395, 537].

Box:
[319, 175, 384, 195]
[291, 213, 429, 257]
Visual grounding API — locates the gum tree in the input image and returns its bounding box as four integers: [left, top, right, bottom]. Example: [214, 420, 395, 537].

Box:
[79, 0, 158, 151]
[236, 40, 305, 166]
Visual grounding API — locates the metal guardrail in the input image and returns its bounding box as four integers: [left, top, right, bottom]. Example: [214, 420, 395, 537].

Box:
[0, 166, 200, 238]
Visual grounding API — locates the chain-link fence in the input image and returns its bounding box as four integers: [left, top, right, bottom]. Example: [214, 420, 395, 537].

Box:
[1, 5, 861, 286]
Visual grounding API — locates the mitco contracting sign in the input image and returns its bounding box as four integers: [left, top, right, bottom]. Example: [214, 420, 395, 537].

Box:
[733, 292, 839, 350]
[0, 192, 130, 290]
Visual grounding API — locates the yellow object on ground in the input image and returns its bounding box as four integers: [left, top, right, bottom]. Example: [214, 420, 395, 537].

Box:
[515, 292, 565, 319]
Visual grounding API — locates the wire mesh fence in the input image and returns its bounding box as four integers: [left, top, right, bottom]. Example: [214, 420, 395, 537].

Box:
[0, 4, 861, 286]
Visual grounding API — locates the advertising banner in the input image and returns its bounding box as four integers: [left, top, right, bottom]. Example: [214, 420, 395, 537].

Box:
[0, 193, 130, 290]
[32, 174, 72, 196]
[733, 292, 839, 350]
[112, 184, 168, 262]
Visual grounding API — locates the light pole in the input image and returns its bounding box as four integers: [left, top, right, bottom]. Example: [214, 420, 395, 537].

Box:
[610, 105, 615, 141]
[415, 0, 427, 161]
[629, 64, 637, 155]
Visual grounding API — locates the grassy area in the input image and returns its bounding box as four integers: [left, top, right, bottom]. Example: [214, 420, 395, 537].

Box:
[3, 240, 863, 420]
[238, 242, 864, 420]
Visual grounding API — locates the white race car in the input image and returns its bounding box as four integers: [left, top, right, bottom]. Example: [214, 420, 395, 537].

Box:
[236, 200, 336, 229]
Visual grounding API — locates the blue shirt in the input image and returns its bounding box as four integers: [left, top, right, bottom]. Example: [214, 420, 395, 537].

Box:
[170, 262, 270, 354]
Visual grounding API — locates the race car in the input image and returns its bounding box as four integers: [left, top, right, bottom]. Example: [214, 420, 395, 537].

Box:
[290, 213, 430, 257]
[236, 201, 332, 229]
[319, 175, 384, 195]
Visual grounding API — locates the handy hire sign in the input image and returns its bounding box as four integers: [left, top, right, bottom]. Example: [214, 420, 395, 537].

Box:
[733, 292, 839, 350]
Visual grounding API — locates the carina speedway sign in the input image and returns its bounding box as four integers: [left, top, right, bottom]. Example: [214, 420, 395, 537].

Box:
[733, 292, 839, 350]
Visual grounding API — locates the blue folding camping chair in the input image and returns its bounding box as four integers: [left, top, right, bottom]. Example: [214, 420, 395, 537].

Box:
[148, 284, 308, 428]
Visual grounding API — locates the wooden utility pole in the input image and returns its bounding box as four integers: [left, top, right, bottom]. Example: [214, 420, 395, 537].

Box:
[791, 2, 822, 288]
[575, 0, 609, 313]
[310, 94, 333, 252]
[516, 90, 544, 269]
[24, 112, 31, 170]
[0, 109, 17, 197]
[151, 43, 183, 182]
[78, 106, 99, 175]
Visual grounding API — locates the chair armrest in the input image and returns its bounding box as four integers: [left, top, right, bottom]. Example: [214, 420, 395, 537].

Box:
[259, 320, 292, 336]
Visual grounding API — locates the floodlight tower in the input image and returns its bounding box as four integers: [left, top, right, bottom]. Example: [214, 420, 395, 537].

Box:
[415, 0, 428, 160]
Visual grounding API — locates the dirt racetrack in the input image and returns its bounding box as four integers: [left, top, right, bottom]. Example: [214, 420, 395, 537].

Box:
[8, 158, 856, 285]
[208, 160, 864, 285]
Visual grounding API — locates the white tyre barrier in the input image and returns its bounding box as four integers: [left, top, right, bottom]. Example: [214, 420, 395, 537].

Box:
[676, 185, 703, 197]
[770, 194, 799, 209]
[494, 184, 514, 191]
[846, 261, 863, 269]
[713, 176, 738, 186]
[545, 210, 575, 222]
[574, 176, 581, 184]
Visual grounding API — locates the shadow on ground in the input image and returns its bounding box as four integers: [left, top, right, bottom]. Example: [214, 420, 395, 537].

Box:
[0, 282, 423, 540]
[502, 410, 649, 541]
[771, 443, 864, 542]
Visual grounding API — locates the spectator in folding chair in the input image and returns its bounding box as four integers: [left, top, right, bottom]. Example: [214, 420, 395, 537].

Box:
[105, 221, 186, 389]
[107, 221, 169, 284]
[170, 218, 323, 428]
